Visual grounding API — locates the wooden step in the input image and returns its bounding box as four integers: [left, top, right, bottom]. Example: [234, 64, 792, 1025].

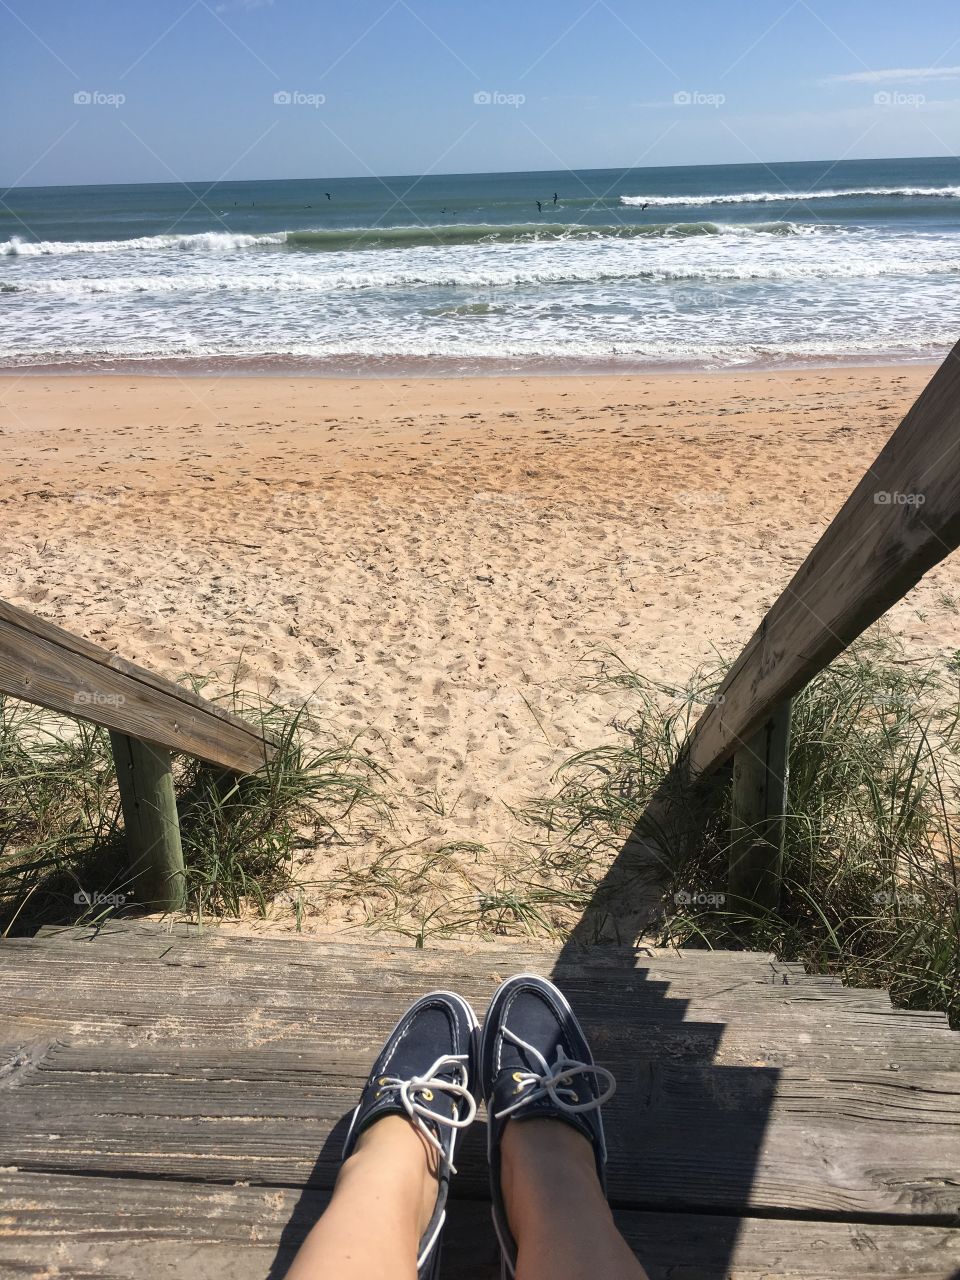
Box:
[33, 919, 787, 971]
[3, 1170, 958, 1280]
[6, 926, 940, 1025]
[2, 936, 955, 1078]
[2, 938, 959, 1224]
[3, 1036, 958, 1221]
[24, 920, 894, 1006]
[28, 922, 898, 1009]
[4, 924, 958, 1276]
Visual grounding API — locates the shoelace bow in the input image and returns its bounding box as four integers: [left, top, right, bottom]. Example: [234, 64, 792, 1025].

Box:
[493, 1025, 616, 1119]
[377, 1052, 477, 1173]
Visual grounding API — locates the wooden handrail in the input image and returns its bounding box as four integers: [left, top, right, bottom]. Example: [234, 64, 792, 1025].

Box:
[0, 599, 273, 774]
[687, 339, 960, 782]
[0, 599, 277, 912]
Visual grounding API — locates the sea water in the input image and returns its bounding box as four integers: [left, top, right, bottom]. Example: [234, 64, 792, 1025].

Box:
[2, 156, 958, 373]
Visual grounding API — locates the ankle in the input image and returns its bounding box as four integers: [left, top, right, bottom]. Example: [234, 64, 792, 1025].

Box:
[501, 1118, 609, 1228]
[342, 1115, 439, 1238]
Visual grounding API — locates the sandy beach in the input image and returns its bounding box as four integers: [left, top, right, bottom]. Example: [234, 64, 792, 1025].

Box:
[3, 364, 958, 932]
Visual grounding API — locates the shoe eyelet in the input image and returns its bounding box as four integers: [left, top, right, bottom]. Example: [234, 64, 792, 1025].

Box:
[377, 1077, 389, 1086]
[421, 1088, 434, 1101]
[512, 1071, 524, 1082]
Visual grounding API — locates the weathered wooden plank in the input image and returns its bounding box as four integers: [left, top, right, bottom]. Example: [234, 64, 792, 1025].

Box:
[31, 921, 783, 969]
[25, 927, 915, 1018]
[10, 924, 844, 994]
[0, 598, 271, 773]
[2, 1036, 948, 1090]
[3, 1172, 957, 1280]
[0, 940, 917, 1019]
[686, 340, 960, 778]
[3, 1036, 959, 1221]
[3, 941, 955, 1076]
[109, 733, 185, 911]
[7, 1003, 954, 1075]
[24, 926, 796, 982]
[0, 1005, 944, 1081]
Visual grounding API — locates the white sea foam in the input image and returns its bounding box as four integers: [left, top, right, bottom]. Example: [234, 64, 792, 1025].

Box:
[2, 210, 958, 371]
[0, 231, 285, 256]
[0, 219, 824, 258]
[9, 233, 958, 294]
[620, 185, 960, 206]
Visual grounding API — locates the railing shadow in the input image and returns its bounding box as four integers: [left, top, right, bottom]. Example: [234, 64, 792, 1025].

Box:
[544, 768, 778, 1278]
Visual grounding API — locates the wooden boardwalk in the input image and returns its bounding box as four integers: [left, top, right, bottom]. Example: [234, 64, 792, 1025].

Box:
[2, 921, 958, 1278]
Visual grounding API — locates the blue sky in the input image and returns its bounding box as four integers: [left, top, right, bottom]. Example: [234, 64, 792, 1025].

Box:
[2, 0, 959, 186]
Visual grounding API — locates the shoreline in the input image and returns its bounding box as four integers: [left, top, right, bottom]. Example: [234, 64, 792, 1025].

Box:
[0, 352, 947, 379]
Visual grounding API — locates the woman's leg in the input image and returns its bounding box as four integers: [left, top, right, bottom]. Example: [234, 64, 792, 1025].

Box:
[283, 989, 478, 1280]
[283, 1116, 436, 1280]
[501, 1118, 649, 1280]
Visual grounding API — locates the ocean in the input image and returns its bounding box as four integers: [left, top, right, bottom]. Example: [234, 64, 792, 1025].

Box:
[2, 156, 959, 374]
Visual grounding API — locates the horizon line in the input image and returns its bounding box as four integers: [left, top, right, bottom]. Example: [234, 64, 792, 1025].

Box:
[3, 152, 954, 193]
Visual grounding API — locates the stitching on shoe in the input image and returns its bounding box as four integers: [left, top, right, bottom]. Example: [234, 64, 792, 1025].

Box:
[494, 980, 579, 1077]
[381, 996, 462, 1075]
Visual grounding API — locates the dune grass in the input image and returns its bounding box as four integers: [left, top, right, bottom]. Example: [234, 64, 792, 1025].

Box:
[0, 680, 388, 935]
[521, 630, 960, 1025]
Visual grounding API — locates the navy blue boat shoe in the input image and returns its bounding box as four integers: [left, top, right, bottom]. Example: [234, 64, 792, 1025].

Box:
[479, 973, 616, 1277]
[342, 990, 479, 1279]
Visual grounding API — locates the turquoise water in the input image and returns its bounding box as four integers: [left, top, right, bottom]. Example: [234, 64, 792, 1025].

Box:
[2, 157, 959, 372]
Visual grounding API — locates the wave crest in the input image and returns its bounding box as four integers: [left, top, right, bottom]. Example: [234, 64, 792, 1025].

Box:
[620, 185, 960, 207]
[0, 219, 826, 258]
[0, 231, 285, 257]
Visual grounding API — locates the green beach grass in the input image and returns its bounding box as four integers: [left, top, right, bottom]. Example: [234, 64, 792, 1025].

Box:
[0, 679, 388, 934]
[521, 628, 960, 1026]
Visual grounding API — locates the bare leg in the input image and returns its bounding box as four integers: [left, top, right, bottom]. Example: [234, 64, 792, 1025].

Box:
[284, 1116, 437, 1280]
[502, 1119, 649, 1280]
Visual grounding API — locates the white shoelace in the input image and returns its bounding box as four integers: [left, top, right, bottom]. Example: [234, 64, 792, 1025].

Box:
[377, 1052, 477, 1173]
[493, 1026, 617, 1119]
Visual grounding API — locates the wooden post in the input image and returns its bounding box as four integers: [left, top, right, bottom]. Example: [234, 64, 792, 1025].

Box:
[110, 732, 185, 911]
[727, 700, 792, 912]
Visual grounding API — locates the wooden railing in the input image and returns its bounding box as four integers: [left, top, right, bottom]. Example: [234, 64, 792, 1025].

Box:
[686, 339, 960, 908]
[0, 600, 275, 911]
